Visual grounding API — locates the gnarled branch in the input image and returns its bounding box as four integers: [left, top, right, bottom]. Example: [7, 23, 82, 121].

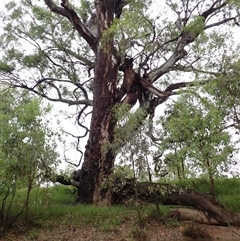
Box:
[44, 0, 97, 52]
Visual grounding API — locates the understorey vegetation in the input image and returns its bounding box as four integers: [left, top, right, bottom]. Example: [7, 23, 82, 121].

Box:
[0, 88, 60, 235]
[1, 178, 240, 238]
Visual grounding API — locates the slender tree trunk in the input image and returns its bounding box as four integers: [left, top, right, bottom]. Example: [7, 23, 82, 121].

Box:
[176, 164, 181, 180]
[181, 157, 185, 179]
[206, 158, 216, 201]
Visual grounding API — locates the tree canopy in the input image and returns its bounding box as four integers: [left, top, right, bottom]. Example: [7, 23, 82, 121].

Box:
[0, 0, 240, 205]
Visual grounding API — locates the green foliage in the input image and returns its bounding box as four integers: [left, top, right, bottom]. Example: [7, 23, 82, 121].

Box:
[164, 218, 180, 227]
[0, 87, 60, 233]
[112, 104, 155, 181]
[99, 0, 155, 55]
[156, 90, 235, 193]
[206, 59, 240, 111]
[0, 0, 88, 88]
[8, 185, 137, 231]
[114, 165, 135, 179]
[214, 178, 240, 212]
[0, 61, 14, 72]
[113, 104, 148, 151]
[184, 16, 205, 35]
[22, 51, 47, 68]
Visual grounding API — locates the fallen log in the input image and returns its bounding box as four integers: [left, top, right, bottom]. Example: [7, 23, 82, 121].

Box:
[112, 179, 240, 226]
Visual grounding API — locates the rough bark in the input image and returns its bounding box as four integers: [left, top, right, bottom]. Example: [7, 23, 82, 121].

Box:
[79, 45, 118, 204]
[77, 0, 120, 205]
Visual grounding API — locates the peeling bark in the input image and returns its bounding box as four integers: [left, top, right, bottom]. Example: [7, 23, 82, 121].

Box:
[78, 48, 119, 204]
[77, 1, 120, 205]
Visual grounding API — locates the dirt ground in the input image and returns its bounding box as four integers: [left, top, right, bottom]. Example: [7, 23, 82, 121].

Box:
[2, 221, 240, 241]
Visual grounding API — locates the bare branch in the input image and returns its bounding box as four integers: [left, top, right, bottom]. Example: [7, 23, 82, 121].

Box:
[148, 0, 234, 83]
[53, 175, 81, 188]
[149, 48, 187, 81]
[205, 16, 238, 30]
[164, 78, 212, 92]
[23, 83, 93, 105]
[44, 0, 97, 52]
[1, 78, 93, 106]
[139, 78, 174, 99]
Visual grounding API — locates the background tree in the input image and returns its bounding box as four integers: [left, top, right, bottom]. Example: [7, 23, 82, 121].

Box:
[0, 87, 59, 232]
[0, 0, 240, 205]
[157, 91, 236, 199]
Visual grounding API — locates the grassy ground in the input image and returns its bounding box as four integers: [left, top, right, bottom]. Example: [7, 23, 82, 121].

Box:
[1, 178, 240, 240]
[2, 185, 169, 233]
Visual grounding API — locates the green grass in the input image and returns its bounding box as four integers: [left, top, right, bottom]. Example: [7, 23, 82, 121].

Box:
[214, 178, 240, 212]
[23, 185, 129, 229]
[2, 177, 240, 236]
[3, 185, 156, 232]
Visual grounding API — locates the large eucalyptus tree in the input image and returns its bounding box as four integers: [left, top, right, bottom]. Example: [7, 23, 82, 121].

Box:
[0, 0, 240, 207]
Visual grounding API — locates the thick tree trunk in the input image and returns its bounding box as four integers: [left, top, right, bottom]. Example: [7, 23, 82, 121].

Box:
[78, 49, 119, 204]
[77, 1, 120, 205]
